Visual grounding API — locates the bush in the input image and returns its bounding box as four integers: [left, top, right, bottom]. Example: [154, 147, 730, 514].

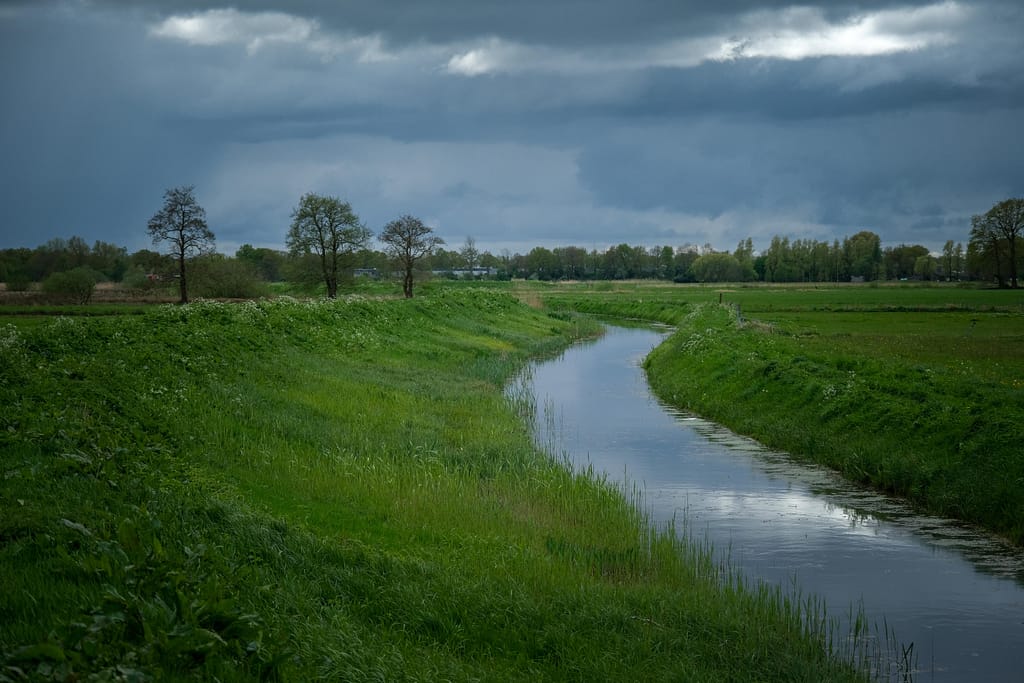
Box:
[190, 255, 270, 299]
[41, 266, 100, 303]
[121, 265, 168, 292]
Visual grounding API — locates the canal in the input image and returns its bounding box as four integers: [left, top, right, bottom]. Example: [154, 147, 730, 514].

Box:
[521, 324, 1024, 682]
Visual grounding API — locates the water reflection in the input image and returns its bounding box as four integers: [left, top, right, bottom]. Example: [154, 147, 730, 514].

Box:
[522, 325, 1024, 682]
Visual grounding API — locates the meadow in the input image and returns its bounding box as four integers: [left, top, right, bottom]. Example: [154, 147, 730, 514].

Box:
[0, 289, 864, 681]
[539, 280, 1024, 543]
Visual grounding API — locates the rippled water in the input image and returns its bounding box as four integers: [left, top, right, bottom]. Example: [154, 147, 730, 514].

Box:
[522, 325, 1024, 682]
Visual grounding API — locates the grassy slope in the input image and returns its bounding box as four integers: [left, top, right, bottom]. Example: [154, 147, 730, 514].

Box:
[0, 290, 858, 681]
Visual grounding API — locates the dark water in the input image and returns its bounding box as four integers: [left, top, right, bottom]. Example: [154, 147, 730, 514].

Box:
[520, 325, 1024, 682]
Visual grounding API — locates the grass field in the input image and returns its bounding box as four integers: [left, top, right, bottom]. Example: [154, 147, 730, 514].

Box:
[0, 289, 864, 681]
[538, 281, 1024, 543]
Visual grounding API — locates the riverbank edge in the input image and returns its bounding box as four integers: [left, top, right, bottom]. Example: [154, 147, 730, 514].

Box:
[639, 302, 1024, 546]
[0, 291, 865, 681]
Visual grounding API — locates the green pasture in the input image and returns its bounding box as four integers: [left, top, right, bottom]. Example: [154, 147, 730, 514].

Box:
[0, 290, 864, 681]
[540, 281, 1024, 385]
[534, 279, 1024, 314]
[752, 311, 1024, 388]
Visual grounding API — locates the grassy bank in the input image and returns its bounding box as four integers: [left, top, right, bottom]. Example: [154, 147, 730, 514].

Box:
[639, 300, 1024, 544]
[1, 290, 860, 681]
[537, 282, 1024, 542]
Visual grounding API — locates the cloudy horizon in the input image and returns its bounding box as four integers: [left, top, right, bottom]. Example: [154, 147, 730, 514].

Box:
[1, 0, 1022, 257]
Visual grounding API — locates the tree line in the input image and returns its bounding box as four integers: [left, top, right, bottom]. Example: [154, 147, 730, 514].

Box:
[2, 190, 1021, 300]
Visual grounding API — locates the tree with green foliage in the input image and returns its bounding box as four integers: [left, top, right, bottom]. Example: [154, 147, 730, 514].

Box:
[732, 238, 757, 281]
[691, 252, 744, 282]
[938, 240, 965, 281]
[428, 247, 458, 273]
[189, 253, 269, 299]
[983, 198, 1024, 288]
[913, 254, 936, 280]
[553, 246, 588, 279]
[130, 248, 172, 275]
[941, 240, 957, 281]
[672, 248, 699, 282]
[656, 245, 675, 279]
[523, 246, 558, 280]
[829, 239, 843, 282]
[883, 244, 929, 280]
[29, 238, 72, 281]
[0, 248, 31, 290]
[379, 215, 444, 298]
[147, 185, 215, 304]
[969, 212, 1007, 287]
[66, 236, 90, 268]
[842, 231, 882, 281]
[89, 240, 130, 281]
[763, 236, 794, 282]
[286, 193, 371, 298]
[602, 243, 644, 279]
[236, 244, 286, 282]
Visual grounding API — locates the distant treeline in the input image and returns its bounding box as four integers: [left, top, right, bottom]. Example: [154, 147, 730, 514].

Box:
[1, 223, 1020, 288]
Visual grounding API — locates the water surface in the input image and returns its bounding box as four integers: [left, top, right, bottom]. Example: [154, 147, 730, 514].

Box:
[523, 325, 1024, 682]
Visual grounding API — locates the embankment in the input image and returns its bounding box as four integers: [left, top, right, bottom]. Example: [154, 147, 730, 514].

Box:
[643, 303, 1024, 544]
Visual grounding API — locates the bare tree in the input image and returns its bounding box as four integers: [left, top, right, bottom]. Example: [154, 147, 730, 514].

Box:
[147, 185, 215, 303]
[379, 215, 444, 298]
[286, 193, 371, 298]
[460, 236, 479, 276]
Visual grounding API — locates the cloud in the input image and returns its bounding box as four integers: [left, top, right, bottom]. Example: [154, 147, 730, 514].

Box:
[444, 1, 967, 76]
[1, 0, 1021, 256]
[575, 105, 1024, 248]
[446, 39, 508, 76]
[149, 8, 394, 62]
[198, 130, 875, 256]
[710, 1, 965, 61]
[147, 3, 969, 80]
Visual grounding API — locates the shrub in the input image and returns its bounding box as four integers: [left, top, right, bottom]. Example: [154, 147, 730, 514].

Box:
[121, 265, 172, 292]
[41, 266, 100, 303]
[190, 255, 270, 299]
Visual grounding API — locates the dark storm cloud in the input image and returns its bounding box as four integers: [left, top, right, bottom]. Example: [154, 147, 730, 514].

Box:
[91, 0, 943, 46]
[577, 107, 1024, 232]
[1, 0, 1022, 255]
[614, 58, 1024, 122]
[0, 7, 232, 250]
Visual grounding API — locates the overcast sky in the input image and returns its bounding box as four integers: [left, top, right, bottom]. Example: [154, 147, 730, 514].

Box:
[1, 0, 1022, 256]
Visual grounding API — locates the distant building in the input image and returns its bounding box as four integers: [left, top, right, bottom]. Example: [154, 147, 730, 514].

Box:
[354, 268, 380, 278]
[433, 267, 498, 278]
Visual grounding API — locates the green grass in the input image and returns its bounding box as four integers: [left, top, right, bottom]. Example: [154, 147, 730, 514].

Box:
[0, 289, 863, 681]
[0, 304, 152, 333]
[538, 279, 1024, 319]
